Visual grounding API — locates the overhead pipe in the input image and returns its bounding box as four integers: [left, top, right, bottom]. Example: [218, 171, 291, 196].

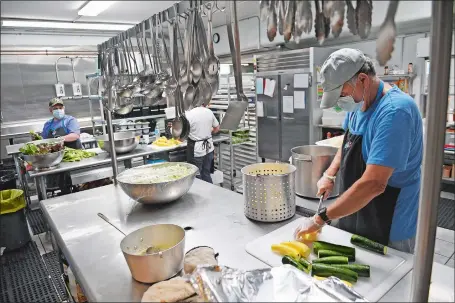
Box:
[410, 0, 454, 301]
[1, 52, 97, 56]
[1, 50, 96, 55]
[54, 56, 97, 83]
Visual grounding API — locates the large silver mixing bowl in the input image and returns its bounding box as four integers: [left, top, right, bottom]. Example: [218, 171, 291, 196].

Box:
[116, 162, 198, 204]
[96, 131, 139, 154]
[23, 150, 65, 169]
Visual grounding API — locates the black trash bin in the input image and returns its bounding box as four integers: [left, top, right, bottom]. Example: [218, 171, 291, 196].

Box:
[0, 189, 31, 251]
[0, 169, 17, 191]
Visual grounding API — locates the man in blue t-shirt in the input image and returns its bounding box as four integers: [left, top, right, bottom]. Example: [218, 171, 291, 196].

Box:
[294, 48, 423, 253]
[42, 98, 82, 149]
[41, 98, 82, 195]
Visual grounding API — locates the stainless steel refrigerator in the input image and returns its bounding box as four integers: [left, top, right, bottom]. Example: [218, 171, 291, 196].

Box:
[255, 47, 337, 162]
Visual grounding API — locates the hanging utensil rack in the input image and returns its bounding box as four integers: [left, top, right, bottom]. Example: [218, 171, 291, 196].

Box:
[97, 1, 228, 180]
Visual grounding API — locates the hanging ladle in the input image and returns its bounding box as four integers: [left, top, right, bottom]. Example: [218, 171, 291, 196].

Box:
[97, 213, 161, 255]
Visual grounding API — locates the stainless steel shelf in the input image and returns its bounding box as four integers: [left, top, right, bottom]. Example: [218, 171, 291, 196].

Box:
[94, 114, 166, 125]
[378, 73, 416, 80]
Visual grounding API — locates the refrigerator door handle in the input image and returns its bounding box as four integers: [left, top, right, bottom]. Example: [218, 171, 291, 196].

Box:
[283, 116, 295, 120]
[267, 116, 278, 119]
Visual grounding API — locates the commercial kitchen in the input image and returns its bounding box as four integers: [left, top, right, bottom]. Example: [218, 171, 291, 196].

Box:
[0, 0, 454, 302]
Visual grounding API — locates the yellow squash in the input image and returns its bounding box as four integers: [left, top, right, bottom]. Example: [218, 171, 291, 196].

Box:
[280, 241, 311, 258]
[271, 244, 301, 259]
[303, 231, 319, 242]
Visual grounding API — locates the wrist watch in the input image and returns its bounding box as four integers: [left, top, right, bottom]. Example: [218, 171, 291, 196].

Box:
[317, 207, 331, 225]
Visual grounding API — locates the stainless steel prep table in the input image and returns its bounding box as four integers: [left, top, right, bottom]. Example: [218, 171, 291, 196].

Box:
[40, 179, 300, 302]
[10, 135, 229, 200]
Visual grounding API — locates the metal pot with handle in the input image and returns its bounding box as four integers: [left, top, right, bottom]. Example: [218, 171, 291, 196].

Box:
[290, 145, 340, 198]
[98, 213, 185, 284]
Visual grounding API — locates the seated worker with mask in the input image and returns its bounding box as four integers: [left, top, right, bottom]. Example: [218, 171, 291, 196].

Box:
[42, 98, 82, 149]
[41, 98, 82, 195]
[294, 48, 423, 253]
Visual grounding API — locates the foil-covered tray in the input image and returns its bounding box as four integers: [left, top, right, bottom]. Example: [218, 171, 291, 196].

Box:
[189, 265, 368, 302]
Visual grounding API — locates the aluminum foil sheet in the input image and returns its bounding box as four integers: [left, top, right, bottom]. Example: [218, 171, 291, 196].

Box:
[189, 265, 368, 302]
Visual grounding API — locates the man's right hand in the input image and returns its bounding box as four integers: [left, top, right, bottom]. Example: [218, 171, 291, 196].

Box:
[317, 175, 335, 200]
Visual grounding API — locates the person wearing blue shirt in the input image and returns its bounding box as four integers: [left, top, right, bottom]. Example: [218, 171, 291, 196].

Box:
[42, 98, 82, 195]
[294, 48, 423, 253]
[42, 98, 82, 149]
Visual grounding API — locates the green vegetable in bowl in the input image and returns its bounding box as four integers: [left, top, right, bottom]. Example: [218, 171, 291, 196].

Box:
[19, 140, 65, 156]
[62, 147, 96, 162]
[19, 143, 40, 155]
[29, 131, 43, 141]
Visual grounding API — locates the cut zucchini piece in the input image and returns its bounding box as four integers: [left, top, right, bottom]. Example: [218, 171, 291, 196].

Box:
[317, 249, 356, 262]
[332, 264, 371, 277]
[312, 263, 358, 283]
[313, 241, 356, 257]
[350, 234, 387, 255]
[282, 255, 312, 273]
[312, 256, 349, 264]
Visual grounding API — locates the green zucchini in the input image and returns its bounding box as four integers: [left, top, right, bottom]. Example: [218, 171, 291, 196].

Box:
[331, 264, 371, 277]
[282, 255, 304, 270]
[312, 256, 349, 264]
[313, 241, 356, 257]
[350, 234, 387, 255]
[298, 257, 312, 273]
[311, 263, 358, 283]
[282, 255, 311, 273]
[318, 249, 356, 262]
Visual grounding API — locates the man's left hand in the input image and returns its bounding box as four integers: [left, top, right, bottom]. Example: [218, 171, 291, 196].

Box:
[294, 216, 323, 240]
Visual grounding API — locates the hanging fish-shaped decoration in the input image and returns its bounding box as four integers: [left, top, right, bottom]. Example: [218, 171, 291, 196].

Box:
[276, 0, 287, 36]
[267, 0, 278, 42]
[294, 2, 303, 43]
[356, 0, 373, 39]
[376, 1, 400, 66]
[301, 0, 313, 34]
[314, 0, 327, 44]
[321, 0, 331, 38]
[283, 0, 296, 42]
[345, 0, 357, 35]
[330, 1, 345, 38]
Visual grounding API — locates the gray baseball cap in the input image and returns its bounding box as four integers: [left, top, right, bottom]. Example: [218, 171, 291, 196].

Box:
[320, 48, 366, 109]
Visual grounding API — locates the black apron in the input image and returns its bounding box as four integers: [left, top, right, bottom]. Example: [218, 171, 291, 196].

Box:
[336, 82, 401, 245]
[46, 119, 82, 194]
[187, 137, 214, 173]
[47, 119, 82, 149]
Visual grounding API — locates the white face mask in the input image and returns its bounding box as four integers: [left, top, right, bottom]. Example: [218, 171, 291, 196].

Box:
[337, 96, 362, 112]
[337, 80, 365, 112]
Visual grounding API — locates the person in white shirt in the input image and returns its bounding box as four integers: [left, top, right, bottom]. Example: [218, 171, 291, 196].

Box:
[184, 104, 220, 183]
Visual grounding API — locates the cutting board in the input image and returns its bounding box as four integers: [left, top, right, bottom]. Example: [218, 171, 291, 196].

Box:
[245, 220, 413, 302]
